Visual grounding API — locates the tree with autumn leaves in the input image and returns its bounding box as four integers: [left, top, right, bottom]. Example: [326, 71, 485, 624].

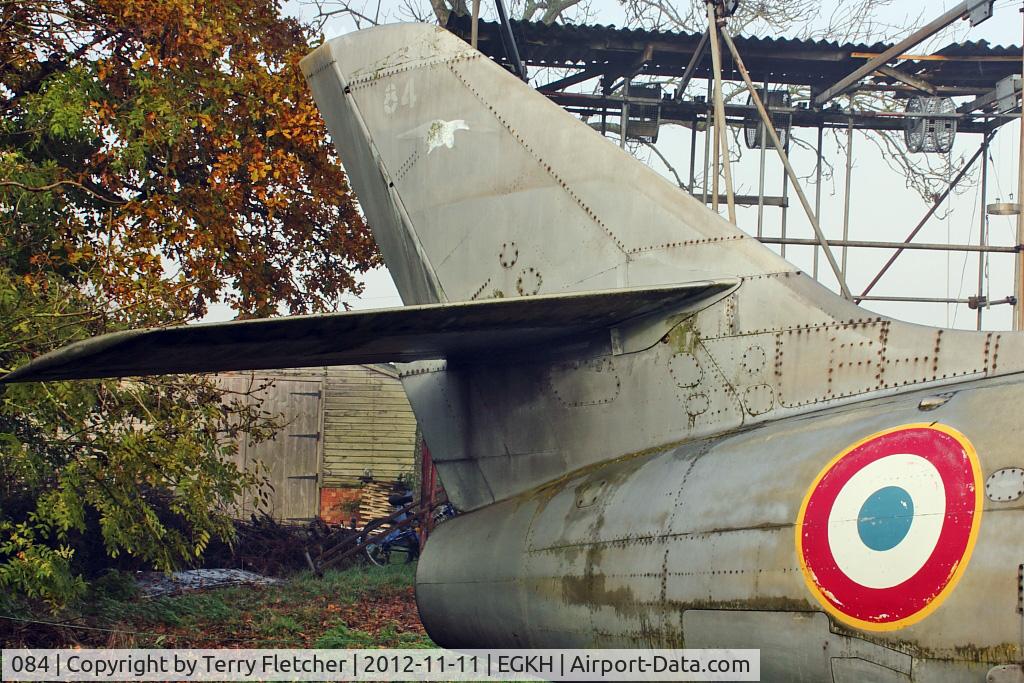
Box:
[0, 0, 377, 607]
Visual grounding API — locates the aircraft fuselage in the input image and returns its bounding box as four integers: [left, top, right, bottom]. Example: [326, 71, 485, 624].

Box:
[417, 373, 1024, 681]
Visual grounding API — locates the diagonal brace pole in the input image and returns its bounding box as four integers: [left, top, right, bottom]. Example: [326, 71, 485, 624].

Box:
[720, 28, 852, 300]
[857, 130, 994, 301]
[495, 0, 527, 81]
[813, 2, 970, 107]
[874, 65, 938, 96]
[539, 67, 603, 93]
[675, 30, 710, 101]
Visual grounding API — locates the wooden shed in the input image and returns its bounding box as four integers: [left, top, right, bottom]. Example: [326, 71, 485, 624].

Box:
[217, 364, 418, 524]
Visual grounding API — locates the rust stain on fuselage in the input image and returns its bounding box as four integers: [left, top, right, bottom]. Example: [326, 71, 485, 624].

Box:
[666, 317, 701, 355]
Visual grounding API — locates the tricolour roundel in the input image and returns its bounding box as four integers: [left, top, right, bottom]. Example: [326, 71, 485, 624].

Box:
[795, 423, 983, 631]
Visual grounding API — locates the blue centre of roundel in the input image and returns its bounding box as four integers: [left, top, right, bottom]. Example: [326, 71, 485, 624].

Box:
[857, 486, 914, 551]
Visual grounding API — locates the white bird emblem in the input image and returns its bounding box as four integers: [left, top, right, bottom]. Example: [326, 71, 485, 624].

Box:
[399, 119, 470, 154]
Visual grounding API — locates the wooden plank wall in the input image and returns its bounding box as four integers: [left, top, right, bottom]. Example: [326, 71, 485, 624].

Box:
[322, 365, 418, 486]
[217, 373, 323, 522]
[217, 365, 418, 522]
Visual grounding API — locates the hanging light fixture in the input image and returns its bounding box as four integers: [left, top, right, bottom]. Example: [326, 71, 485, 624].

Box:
[744, 89, 792, 150]
[904, 96, 957, 154]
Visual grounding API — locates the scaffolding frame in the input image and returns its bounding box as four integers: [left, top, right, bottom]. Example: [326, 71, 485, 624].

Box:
[449, 1, 1024, 329]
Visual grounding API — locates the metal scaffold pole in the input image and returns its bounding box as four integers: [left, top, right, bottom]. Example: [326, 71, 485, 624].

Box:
[471, 0, 481, 48]
[842, 121, 853, 284]
[756, 76, 769, 238]
[1016, 4, 1024, 330]
[978, 129, 989, 330]
[720, 27, 853, 300]
[707, 2, 736, 224]
[813, 125, 824, 280]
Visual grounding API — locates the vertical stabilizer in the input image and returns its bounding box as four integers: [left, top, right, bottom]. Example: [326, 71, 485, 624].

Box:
[302, 25, 1024, 512]
[301, 24, 799, 307]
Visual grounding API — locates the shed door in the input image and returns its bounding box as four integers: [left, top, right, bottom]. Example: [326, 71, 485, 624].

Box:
[218, 374, 321, 518]
[245, 378, 322, 522]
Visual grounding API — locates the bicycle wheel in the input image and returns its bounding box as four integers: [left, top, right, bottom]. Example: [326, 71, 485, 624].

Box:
[366, 543, 391, 566]
[396, 540, 418, 564]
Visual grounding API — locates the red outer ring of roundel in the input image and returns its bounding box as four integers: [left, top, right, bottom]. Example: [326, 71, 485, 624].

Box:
[797, 425, 981, 628]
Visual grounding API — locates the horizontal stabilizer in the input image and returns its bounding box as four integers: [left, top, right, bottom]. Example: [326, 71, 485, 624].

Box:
[2, 281, 737, 383]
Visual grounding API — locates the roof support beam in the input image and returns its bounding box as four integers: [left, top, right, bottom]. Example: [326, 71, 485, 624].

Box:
[958, 75, 1021, 113]
[859, 84, 989, 96]
[852, 51, 1017, 63]
[675, 29, 710, 100]
[874, 65, 937, 96]
[554, 96, 998, 133]
[538, 67, 604, 93]
[813, 2, 971, 107]
[604, 44, 655, 95]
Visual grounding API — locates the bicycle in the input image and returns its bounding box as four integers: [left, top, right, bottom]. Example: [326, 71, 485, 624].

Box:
[365, 490, 420, 566]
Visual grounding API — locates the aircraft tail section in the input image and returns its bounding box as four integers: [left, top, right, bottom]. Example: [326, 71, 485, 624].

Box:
[301, 24, 796, 306]
[295, 25, 1024, 512]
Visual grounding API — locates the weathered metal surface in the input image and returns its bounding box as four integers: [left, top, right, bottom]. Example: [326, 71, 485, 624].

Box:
[302, 24, 1024, 512]
[985, 468, 1024, 503]
[299, 24, 1024, 677]
[0, 283, 732, 382]
[418, 376, 1024, 677]
[987, 665, 1024, 683]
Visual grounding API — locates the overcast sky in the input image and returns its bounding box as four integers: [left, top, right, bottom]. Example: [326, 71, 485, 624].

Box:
[261, 0, 1024, 332]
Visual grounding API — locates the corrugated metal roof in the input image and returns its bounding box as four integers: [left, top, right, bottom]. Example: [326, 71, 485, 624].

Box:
[452, 16, 1019, 58]
[448, 16, 1021, 92]
[489, 18, 892, 53]
[934, 40, 1022, 57]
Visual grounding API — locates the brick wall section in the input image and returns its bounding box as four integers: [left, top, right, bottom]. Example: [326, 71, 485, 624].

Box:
[320, 487, 363, 526]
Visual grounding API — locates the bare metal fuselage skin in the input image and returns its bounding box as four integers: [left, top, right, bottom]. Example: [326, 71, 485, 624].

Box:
[297, 23, 1024, 681]
[418, 374, 1024, 681]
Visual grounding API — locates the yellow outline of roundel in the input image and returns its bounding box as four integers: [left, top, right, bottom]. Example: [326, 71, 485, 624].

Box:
[794, 423, 983, 632]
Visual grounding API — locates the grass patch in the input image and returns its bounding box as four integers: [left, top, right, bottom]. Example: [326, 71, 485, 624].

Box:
[1, 563, 429, 648]
[315, 624, 379, 648]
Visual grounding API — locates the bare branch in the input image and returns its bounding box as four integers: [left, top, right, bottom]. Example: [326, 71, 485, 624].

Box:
[0, 179, 126, 205]
[642, 139, 687, 189]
